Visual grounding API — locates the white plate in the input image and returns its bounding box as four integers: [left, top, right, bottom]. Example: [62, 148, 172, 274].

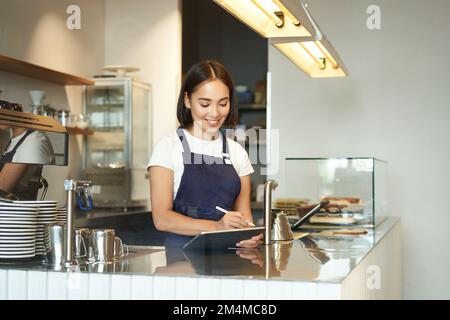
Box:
[0, 252, 36, 257]
[0, 235, 35, 239]
[0, 218, 38, 222]
[0, 203, 40, 208]
[0, 219, 37, 223]
[0, 203, 39, 207]
[0, 232, 37, 236]
[0, 215, 38, 219]
[0, 222, 37, 226]
[0, 254, 36, 259]
[0, 228, 37, 232]
[0, 208, 38, 212]
[0, 211, 38, 215]
[13, 200, 58, 204]
[0, 241, 35, 245]
[102, 65, 140, 75]
[0, 225, 38, 228]
[0, 246, 35, 251]
[0, 241, 36, 245]
[0, 250, 35, 256]
[0, 215, 37, 219]
[0, 245, 35, 249]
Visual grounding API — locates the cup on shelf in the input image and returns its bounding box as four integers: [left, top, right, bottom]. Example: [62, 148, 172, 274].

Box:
[56, 110, 71, 127]
[65, 113, 90, 129]
[29, 90, 46, 107]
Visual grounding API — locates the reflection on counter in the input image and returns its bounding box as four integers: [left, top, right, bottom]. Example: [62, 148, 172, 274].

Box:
[0, 217, 398, 285]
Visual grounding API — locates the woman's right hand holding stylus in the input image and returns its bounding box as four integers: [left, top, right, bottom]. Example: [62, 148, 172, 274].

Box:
[216, 211, 249, 230]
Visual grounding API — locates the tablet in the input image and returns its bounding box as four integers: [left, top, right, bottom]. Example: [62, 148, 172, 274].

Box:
[183, 227, 265, 251]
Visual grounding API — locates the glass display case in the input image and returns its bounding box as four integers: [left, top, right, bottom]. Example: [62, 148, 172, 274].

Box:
[83, 78, 152, 208]
[278, 158, 388, 228]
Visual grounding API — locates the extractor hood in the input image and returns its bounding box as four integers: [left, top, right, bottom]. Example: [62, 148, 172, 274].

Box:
[213, 0, 347, 78]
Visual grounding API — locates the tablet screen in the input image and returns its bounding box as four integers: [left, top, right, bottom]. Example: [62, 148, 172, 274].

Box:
[183, 227, 265, 251]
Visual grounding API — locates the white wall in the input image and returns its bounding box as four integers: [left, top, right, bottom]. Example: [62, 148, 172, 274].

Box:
[269, 0, 450, 299]
[1, 0, 182, 204]
[104, 0, 181, 144]
[0, 0, 105, 77]
[0, 0, 106, 204]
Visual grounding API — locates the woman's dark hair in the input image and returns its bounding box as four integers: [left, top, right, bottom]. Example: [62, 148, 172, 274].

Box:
[177, 60, 238, 128]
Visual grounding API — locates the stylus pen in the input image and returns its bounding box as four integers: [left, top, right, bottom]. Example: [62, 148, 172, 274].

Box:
[215, 206, 256, 227]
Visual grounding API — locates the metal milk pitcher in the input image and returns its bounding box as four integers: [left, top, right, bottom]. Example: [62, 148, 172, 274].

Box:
[271, 211, 294, 241]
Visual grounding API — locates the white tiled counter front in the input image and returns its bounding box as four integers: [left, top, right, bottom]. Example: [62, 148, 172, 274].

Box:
[0, 218, 401, 300]
[1, 271, 344, 300]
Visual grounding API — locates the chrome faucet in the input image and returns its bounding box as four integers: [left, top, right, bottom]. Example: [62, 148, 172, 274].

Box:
[64, 180, 92, 266]
[264, 179, 278, 245]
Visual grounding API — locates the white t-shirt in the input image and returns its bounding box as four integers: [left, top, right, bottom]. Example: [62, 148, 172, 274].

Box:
[147, 129, 254, 199]
[5, 130, 55, 165]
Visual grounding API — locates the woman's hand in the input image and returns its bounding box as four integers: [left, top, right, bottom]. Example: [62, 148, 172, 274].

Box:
[236, 248, 264, 267]
[216, 211, 249, 230]
[236, 233, 264, 248]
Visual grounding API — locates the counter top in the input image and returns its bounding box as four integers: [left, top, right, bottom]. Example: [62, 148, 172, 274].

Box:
[74, 207, 150, 226]
[0, 217, 399, 284]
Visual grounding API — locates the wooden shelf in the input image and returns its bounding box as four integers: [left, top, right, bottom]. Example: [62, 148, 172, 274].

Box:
[0, 54, 94, 85]
[66, 127, 94, 135]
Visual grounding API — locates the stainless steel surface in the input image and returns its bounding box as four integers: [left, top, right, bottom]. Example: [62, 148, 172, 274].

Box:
[90, 229, 115, 263]
[64, 180, 92, 266]
[0, 218, 399, 284]
[46, 223, 65, 264]
[264, 179, 278, 245]
[271, 211, 294, 241]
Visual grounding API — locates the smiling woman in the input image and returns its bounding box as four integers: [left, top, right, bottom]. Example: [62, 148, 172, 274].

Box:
[177, 60, 238, 138]
[147, 60, 263, 251]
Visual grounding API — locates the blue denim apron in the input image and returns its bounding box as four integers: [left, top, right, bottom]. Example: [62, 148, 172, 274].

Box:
[164, 128, 242, 248]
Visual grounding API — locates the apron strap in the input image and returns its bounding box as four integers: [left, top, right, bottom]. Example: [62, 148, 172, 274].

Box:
[177, 127, 232, 165]
[219, 129, 232, 165]
[3, 129, 35, 155]
[176, 128, 191, 154]
[176, 128, 193, 164]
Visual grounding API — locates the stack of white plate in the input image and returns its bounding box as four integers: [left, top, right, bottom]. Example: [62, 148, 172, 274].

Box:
[56, 207, 67, 223]
[13, 201, 58, 256]
[0, 204, 38, 259]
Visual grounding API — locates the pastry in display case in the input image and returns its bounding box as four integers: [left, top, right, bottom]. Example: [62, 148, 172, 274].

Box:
[280, 158, 388, 228]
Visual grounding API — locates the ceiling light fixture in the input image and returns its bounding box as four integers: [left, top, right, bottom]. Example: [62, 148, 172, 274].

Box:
[213, 0, 348, 78]
[213, 0, 318, 38]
